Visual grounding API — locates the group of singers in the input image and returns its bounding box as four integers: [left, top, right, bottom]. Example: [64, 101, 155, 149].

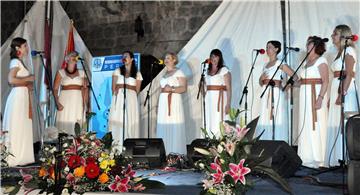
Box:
[2, 24, 358, 169]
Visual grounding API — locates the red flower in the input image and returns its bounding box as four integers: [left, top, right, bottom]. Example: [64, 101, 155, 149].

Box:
[108, 175, 131, 192]
[226, 159, 251, 185]
[85, 162, 100, 179]
[86, 156, 97, 164]
[211, 168, 224, 184]
[123, 165, 136, 178]
[133, 183, 146, 191]
[68, 155, 82, 169]
[210, 157, 222, 171]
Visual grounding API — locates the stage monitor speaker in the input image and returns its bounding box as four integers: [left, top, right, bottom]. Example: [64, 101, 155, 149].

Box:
[346, 114, 360, 160]
[348, 160, 360, 195]
[187, 139, 211, 165]
[251, 140, 302, 178]
[123, 138, 166, 168]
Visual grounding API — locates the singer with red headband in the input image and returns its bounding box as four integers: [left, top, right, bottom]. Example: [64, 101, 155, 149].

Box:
[3, 37, 35, 167]
[325, 24, 358, 167]
[256, 40, 296, 142]
[53, 51, 89, 135]
[297, 36, 329, 168]
[204, 49, 232, 137]
[108, 51, 143, 152]
[156, 52, 187, 155]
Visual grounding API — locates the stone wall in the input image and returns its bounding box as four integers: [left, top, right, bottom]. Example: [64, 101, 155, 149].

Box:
[1, 1, 221, 58]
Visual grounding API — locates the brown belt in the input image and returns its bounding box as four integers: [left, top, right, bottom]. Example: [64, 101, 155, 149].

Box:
[62, 85, 82, 90]
[207, 85, 227, 121]
[13, 83, 32, 119]
[263, 80, 282, 120]
[161, 88, 173, 116]
[333, 71, 355, 78]
[300, 78, 323, 130]
[115, 84, 137, 92]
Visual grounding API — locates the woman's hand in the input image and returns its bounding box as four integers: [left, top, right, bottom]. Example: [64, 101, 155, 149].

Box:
[27, 75, 35, 82]
[225, 103, 230, 114]
[315, 97, 323, 110]
[164, 84, 173, 93]
[335, 94, 341, 105]
[56, 101, 64, 111]
[259, 73, 268, 85]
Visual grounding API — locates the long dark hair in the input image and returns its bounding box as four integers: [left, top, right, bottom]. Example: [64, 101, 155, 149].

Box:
[207, 49, 225, 75]
[307, 36, 326, 56]
[120, 51, 137, 78]
[10, 37, 27, 59]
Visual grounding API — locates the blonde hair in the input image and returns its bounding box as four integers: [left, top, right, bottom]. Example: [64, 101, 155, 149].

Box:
[65, 51, 79, 63]
[335, 24, 355, 48]
[166, 52, 178, 65]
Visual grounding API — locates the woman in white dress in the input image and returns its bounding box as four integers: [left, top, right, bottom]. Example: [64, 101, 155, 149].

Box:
[205, 49, 232, 138]
[108, 51, 142, 152]
[156, 52, 187, 155]
[3, 37, 35, 167]
[325, 25, 358, 167]
[297, 36, 329, 168]
[257, 40, 295, 142]
[54, 51, 89, 135]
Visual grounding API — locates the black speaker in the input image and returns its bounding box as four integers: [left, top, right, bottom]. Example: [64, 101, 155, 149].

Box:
[187, 139, 211, 165]
[348, 160, 360, 195]
[346, 114, 360, 160]
[123, 138, 166, 168]
[251, 140, 302, 178]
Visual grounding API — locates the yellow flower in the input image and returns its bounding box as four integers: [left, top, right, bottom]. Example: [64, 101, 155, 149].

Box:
[100, 152, 108, 158]
[98, 173, 109, 184]
[109, 159, 115, 167]
[100, 160, 109, 170]
[39, 167, 47, 177]
[74, 166, 85, 178]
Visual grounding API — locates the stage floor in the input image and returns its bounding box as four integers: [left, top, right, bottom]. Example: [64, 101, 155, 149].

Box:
[2, 166, 346, 194]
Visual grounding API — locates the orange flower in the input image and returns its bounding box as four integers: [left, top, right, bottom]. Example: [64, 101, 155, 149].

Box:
[39, 167, 47, 177]
[74, 166, 85, 178]
[98, 173, 109, 184]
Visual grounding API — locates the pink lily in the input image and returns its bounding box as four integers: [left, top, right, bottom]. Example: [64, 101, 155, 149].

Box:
[133, 183, 146, 191]
[108, 175, 131, 192]
[226, 159, 251, 185]
[223, 122, 233, 134]
[123, 164, 136, 178]
[225, 141, 236, 156]
[235, 125, 249, 141]
[210, 157, 222, 171]
[202, 179, 214, 190]
[211, 168, 224, 184]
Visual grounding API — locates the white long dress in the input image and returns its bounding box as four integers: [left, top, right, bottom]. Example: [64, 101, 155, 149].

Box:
[56, 69, 86, 135]
[256, 61, 288, 142]
[205, 67, 230, 137]
[3, 58, 34, 167]
[297, 57, 328, 168]
[108, 70, 143, 152]
[156, 69, 187, 155]
[325, 47, 358, 167]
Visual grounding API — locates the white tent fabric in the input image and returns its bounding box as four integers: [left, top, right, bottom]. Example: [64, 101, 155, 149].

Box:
[139, 0, 284, 144]
[1, 1, 93, 140]
[285, 0, 360, 144]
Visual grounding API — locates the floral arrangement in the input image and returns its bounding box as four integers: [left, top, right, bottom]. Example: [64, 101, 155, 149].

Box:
[12, 130, 163, 194]
[0, 131, 12, 168]
[195, 109, 291, 194]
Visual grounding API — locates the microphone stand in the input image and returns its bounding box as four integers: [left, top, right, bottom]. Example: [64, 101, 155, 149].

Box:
[239, 51, 262, 124]
[79, 59, 100, 131]
[144, 62, 155, 139]
[122, 71, 126, 148]
[38, 54, 58, 149]
[197, 62, 207, 132]
[260, 49, 291, 140]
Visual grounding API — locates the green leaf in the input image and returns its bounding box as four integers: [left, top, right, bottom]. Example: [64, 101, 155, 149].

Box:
[74, 122, 81, 136]
[101, 132, 113, 149]
[253, 165, 292, 194]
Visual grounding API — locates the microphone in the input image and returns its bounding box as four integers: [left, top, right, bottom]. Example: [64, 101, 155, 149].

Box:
[154, 59, 164, 65]
[286, 47, 300, 52]
[31, 50, 45, 56]
[201, 58, 210, 64]
[75, 56, 84, 61]
[341, 34, 358, 42]
[253, 49, 265, 54]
